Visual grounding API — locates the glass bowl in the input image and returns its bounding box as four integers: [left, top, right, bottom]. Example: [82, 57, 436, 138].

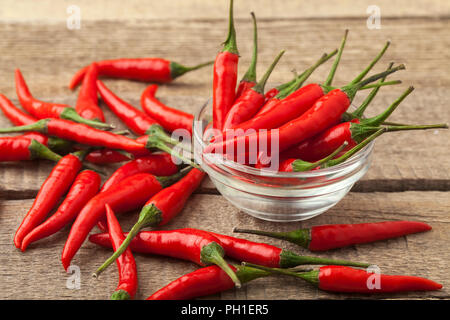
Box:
[192, 99, 374, 222]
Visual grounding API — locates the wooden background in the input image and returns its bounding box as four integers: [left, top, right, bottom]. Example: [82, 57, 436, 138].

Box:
[0, 0, 449, 300]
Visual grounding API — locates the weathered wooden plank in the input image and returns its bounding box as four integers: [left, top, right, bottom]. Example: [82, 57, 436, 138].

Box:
[0, 191, 447, 300]
[0, 0, 448, 21]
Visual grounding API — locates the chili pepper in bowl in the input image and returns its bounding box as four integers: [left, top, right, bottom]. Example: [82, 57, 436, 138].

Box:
[104, 204, 138, 300]
[93, 168, 205, 272]
[205, 65, 405, 159]
[147, 264, 269, 300]
[69, 59, 213, 90]
[75, 63, 105, 122]
[13, 149, 89, 248]
[234, 220, 432, 251]
[61, 169, 190, 270]
[213, 0, 239, 130]
[245, 263, 442, 293]
[140, 85, 194, 135]
[222, 50, 285, 130]
[20, 170, 101, 251]
[235, 12, 258, 99]
[0, 118, 146, 152]
[93, 228, 241, 287]
[15, 69, 112, 130]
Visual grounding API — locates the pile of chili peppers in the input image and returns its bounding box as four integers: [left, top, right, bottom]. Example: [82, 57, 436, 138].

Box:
[0, 0, 446, 300]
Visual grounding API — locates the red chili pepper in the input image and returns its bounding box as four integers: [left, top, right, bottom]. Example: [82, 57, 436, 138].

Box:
[147, 264, 269, 300]
[0, 136, 62, 162]
[247, 264, 443, 293]
[0, 118, 146, 152]
[235, 12, 258, 99]
[69, 59, 213, 89]
[104, 204, 138, 300]
[15, 69, 112, 130]
[75, 63, 105, 122]
[92, 228, 241, 287]
[222, 50, 285, 130]
[234, 220, 433, 251]
[91, 229, 368, 269]
[140, 84, 194, 134]
[85, 149, 133, 164]
[205, 65, 405, 159]
[61, 170, 188, 270]
[20, 170, 101, 251]
[213, 0, 239, 130]
[14, 150, 87, 248]
[94, 169, 205, 272]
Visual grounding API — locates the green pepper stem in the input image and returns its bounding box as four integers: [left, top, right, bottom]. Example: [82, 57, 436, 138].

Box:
[252, 50, 285, 94]
[222, 0, 238, 55]
[60, 108, 115, 130]
[233, 227, 311, 249]
[277, 50, 338, 100]
[349, 41, 390, 85]
[324, 29, 348, 87]
[29, 139, 62, 162]
[110, 289, 131, 300]
[170, 60, 214, 79]
[325, 128, 386, 167]
[359, 80, 401, 90]
[242, 262, 320, 286]
[292, 141, 348, 172]
[201, 242, 241, 288]
[352, 62, 395, 119]
[240, 12, 258, 83]
[383, 123, 449, 132]
[280, 250, 370, 268]
[362, 86, 414, 127]
[0, 119, 48, 134]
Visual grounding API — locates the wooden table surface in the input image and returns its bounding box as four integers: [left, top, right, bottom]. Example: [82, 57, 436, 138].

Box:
[0, 0, 449, 300]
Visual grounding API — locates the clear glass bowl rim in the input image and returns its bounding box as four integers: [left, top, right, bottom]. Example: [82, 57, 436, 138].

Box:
[193, 98, 374, 179]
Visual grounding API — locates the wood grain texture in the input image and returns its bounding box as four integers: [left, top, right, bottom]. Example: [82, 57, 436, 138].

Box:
[0, 192, 448, 300]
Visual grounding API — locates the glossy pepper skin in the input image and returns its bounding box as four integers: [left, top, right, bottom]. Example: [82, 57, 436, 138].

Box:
[147, 265, 269, 300]
[92, 228, 241, 287]
[222, 51, 284, 130]
[234, 221, 433, 251]
[141, 84, 194, 134]
[14, 153, 83, 248]
[85, 149, 132, 164]
[20, 170, 101, 251]
[15, 69, 111, 130]
[75, 63, 105, 122]
[61, 173, 165, 270]
[317, 266, 442, 293]
[69, 58, 213, 89]
[0, 118, 146, 152]
[0, 134, 47, 162]
[96, 80, 159, 136]
[62, 171, 186, 270]
[213, 0, 239, 130]
[105, 205, 138, 300]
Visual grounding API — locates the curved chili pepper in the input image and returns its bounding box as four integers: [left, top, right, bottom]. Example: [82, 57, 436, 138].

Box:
[91, 230, 368, 269]
[205, 65, 405, 158]
[147, 265, 269, 300]
[104, 204, 138, 300]
[236, 221, 432, 252]
[222, 50, 285, 130]
[246, 264, 442, 293]
[140, 84, 194, 134]
[93, 228, 241, 287]
[14, 150, 87, 248]
[20, 170, 101, 251]
[0, 136, 62, 162]
[94, 169, 205, 271]
[0, 118, 146, 152]
[69, 59, 213, 89]
[15, 69, 112, 130]
[0, 94, 73, 153]
[61, 170, 189, 270]
[213, 0, 239, 130]
[75, 63, 105, 122]
[235, 12, 258, 99]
